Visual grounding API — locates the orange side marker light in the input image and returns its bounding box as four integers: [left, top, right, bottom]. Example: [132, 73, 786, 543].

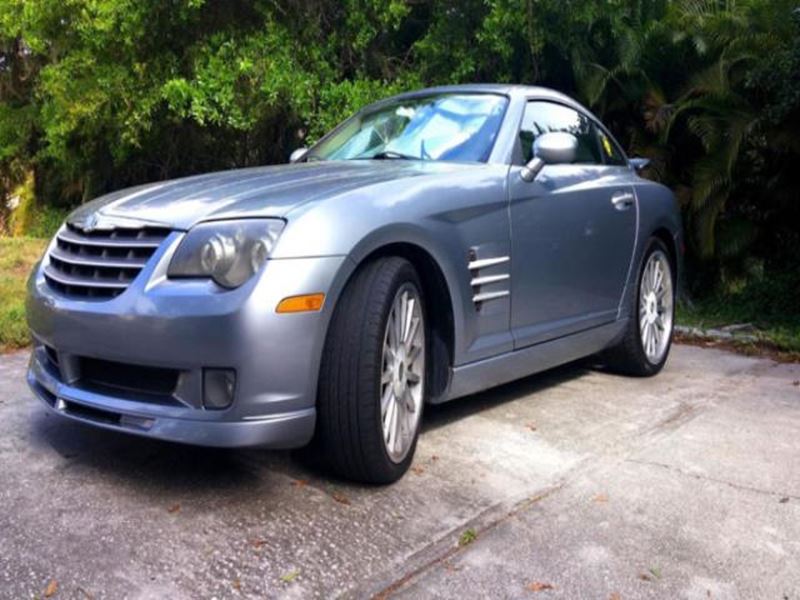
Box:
[276, 293, 325, 314]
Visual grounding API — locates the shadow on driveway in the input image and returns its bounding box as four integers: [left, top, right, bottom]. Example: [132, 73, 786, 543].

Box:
[422, 358, 594, 434]
[24, 357, 595, 493]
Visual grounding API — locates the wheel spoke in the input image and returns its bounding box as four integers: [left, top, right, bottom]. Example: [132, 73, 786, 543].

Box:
[403, 388, 416, 413]
[387, 398, 399, 449]
[380, 384, 393, 413]
[407, 344, 422, 366]
[392, 400, 403, 454]
[403, 403, 415, 443]
[405, 316, 420, 351]
[383, 394, 395, 441]
[397, 408, 408, 451]
[399, 292, 409, 340]
[648, 323, 655, 351]
[403, 297, 415, 343]
[650, 324, 657, 355]
[394, 299, 404, 351]
[387, 311, 398, 350]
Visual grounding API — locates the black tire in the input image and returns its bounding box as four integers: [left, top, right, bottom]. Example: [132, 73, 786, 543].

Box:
[602, 237, 675, 376]
[317, 256, 425, 484]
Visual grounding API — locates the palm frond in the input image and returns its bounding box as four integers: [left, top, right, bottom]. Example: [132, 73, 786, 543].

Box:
[686, 115, 719, 150]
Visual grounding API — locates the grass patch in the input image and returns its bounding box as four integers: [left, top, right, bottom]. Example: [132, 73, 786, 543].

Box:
[458, 528, 477, 547]
[678, 303, 800, 354]
[677, 271, 800, 354]
[0, 237, 47, 351]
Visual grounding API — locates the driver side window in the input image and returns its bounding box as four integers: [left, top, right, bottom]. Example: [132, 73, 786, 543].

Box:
[519, 101, 602, 164]
[595, 127, 628, 166]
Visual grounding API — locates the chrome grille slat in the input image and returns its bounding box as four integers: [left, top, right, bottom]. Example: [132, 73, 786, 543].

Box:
[44, 222, 170, 300]
[44, 265, 130, 289]
[57, 228, 164, 248]
[49, 246, 148, 269]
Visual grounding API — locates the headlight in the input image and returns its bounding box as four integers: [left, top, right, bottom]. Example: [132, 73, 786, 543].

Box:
[168, 219, 285, 288]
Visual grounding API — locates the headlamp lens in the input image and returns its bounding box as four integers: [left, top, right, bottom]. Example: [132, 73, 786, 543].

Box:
[168, 219, 284, 288]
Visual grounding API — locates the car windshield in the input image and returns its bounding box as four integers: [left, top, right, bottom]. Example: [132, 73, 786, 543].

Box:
[307, 93, 508, 163]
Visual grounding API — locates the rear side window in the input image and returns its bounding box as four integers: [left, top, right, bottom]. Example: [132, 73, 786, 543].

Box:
[519, 101, 602, 164]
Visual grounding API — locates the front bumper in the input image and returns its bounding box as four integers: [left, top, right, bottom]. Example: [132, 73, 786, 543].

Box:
[26, 233, 349, 448]
[27, 351, 316, 447]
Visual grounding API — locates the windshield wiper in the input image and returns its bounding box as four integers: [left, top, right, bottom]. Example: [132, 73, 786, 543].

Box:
[369, 150, 421, 161]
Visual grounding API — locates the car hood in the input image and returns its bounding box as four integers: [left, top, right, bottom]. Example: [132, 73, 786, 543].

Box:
[69, 160, 475, 231]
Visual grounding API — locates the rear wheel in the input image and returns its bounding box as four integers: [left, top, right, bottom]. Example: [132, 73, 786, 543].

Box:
[317, 257, 426, 483]
[602, 237, 675, 376]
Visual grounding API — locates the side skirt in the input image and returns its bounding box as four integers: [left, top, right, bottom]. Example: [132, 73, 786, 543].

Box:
[436, 319, 628, 404]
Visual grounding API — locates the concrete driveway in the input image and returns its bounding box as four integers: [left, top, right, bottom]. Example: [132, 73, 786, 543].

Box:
[0, 344, 798, 599]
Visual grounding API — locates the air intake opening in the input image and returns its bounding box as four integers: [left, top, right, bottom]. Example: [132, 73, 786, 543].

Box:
[77, 356, 181, 405]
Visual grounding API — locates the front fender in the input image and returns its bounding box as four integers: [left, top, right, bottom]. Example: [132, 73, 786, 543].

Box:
[311, 222, 472, 369]
[272, 164, 512, 365]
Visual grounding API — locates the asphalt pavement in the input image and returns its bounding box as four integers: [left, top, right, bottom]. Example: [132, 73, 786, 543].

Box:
[0, 344, 798, 599]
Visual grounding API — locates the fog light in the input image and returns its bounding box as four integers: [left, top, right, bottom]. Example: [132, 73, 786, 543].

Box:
[203, 369, 236, 409]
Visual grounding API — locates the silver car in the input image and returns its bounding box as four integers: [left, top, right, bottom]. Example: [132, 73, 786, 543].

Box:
[26, 84, 681, 483]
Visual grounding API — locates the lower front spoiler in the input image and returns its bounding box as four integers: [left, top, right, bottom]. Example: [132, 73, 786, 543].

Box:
[26, 361, 316, 449]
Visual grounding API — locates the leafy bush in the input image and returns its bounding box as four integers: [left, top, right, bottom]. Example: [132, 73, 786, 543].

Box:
[0, 0, 797, 299]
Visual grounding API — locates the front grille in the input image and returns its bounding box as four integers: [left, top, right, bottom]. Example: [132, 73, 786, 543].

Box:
[78, 356, 180, 402]
[44, 223, 170, 299]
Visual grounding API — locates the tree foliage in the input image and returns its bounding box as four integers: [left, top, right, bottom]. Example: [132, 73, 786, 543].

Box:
[0, 0, 798, 296]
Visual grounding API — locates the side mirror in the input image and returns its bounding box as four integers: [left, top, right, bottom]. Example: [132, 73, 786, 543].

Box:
[520, 132, 578, 182]
[289, 148, 308, 163]
[629, 158, 650, 172]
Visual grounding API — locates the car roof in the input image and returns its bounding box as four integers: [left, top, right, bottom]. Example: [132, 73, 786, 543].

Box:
[391, 83, 577, 104]
[382, 84, 595, 121]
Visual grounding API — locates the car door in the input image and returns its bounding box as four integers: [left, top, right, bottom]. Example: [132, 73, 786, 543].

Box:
[508, 100, 637, 349]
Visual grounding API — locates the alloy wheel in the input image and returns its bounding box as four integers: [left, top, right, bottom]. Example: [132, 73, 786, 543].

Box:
[638, 250, 674, 364]
[380, 283, 425, 463]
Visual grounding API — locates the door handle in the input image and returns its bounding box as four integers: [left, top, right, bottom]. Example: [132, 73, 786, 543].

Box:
[611, 191, 635, 211]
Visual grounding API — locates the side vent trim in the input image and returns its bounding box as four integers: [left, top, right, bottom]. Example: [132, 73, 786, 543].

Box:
[468, 253, 511, 308]
[467, 256, 510, 270]
[473, 290, 510, 303]
[470, 274, 510, 287]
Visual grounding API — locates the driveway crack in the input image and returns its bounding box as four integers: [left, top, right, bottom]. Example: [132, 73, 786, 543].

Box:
[626, 458, 800, 501]
[365, 481, 566, 599]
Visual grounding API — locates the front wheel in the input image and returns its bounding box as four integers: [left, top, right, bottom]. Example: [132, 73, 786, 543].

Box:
[317, 257, 426, 484]
[602, 237, 675, 376]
